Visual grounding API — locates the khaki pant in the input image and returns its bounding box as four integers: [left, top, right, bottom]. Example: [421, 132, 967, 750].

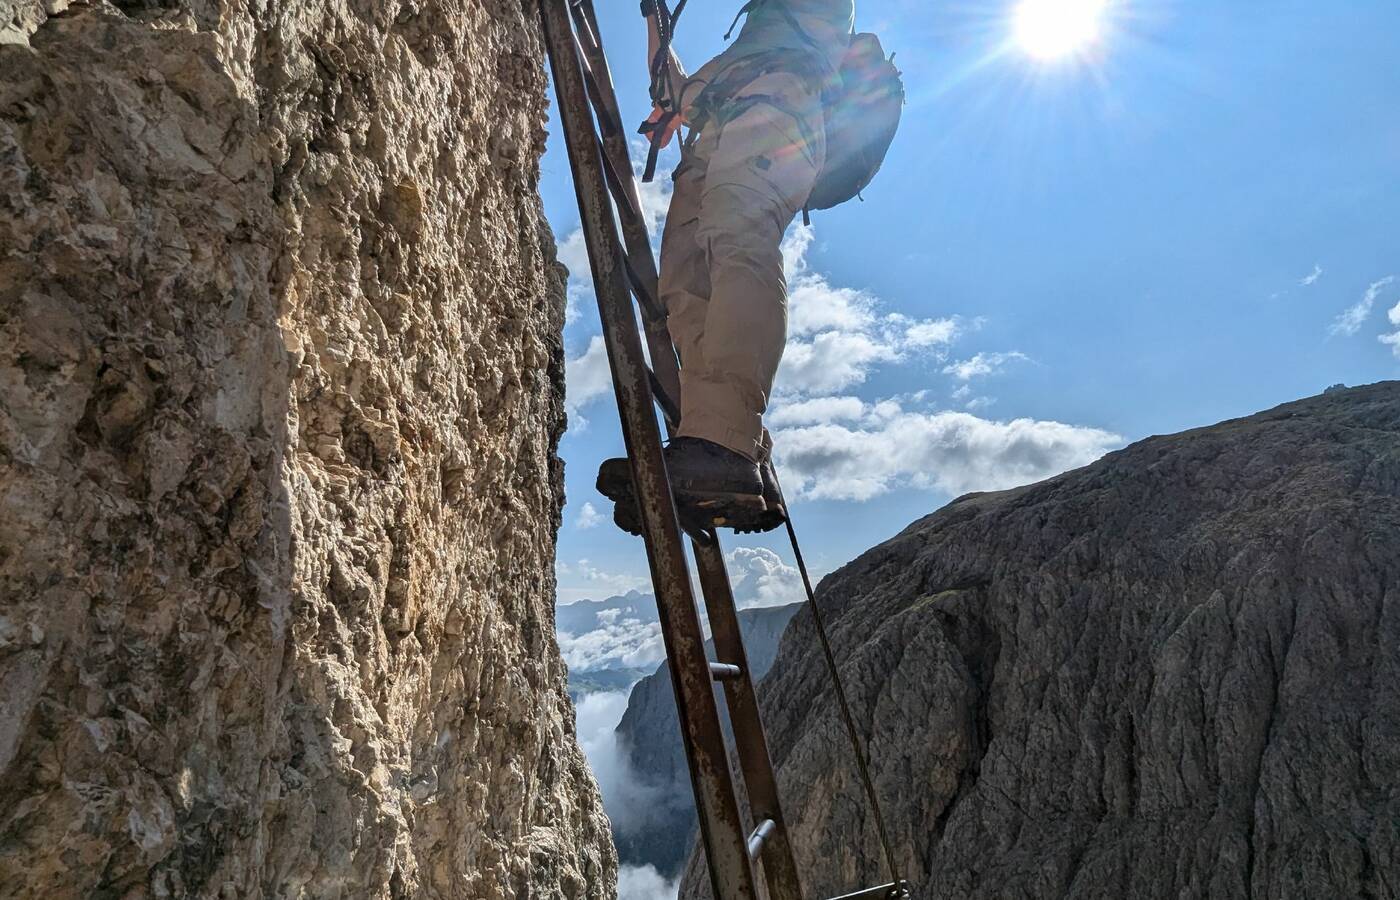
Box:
[661, 71, 825, 462]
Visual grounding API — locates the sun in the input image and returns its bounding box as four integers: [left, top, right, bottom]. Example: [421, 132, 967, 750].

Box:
[1013, 0, 1109, 61]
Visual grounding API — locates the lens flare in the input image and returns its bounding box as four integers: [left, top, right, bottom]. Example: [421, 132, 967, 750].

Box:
[1013, 0, 1109, 61]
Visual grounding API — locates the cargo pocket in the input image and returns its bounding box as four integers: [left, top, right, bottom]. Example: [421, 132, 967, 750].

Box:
[705, 100, 821, 215]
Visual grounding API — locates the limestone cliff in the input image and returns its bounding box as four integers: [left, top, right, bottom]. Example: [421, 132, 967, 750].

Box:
[0, 1, 614, 897]
[683, 383, 1400, 899]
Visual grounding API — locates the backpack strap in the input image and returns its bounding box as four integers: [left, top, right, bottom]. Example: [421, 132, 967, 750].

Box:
[723, 0, 764, 40]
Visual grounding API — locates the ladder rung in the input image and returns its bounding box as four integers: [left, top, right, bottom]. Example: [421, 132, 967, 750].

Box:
[823, 882, 911, 900]
[708, 662, 743, 681]
[746, 818, 776, 860]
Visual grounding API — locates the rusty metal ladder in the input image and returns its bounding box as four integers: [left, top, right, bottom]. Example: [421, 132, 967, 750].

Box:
[539, 2, 909, 898]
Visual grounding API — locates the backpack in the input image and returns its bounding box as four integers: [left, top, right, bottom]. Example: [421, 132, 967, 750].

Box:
[723, 1, 905, 218]
[806, 31, 904, 215]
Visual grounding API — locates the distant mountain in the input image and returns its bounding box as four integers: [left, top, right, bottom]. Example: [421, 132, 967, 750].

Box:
[556, 589, 658, 639]
[611, 602, 802, 877]
[555, 590, 667, 677]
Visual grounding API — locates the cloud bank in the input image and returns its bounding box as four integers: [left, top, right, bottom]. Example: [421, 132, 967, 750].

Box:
[726, 546, 805, 608]
[773, 404, 1121, 502]
[559, 214, 1119, 507]
[556, 614, 665, 672]
[574, 691, 683, 899]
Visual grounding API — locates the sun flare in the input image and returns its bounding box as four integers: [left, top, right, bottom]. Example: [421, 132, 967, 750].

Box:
[1013, 0, 1109, 61]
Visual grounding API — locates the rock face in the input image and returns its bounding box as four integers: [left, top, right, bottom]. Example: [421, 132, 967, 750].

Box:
[682, 383, 1400, 899]
[0, 2, 614, 898]
[617, 602, 800, 877]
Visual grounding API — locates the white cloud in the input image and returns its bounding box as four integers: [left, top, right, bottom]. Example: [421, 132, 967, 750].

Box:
[1331, 276, 1395, 337]
[773, 408, 1121, 502]
[575, 501, 603, 530]
[767, 395, 869, 427]
[725, 547, 805, 608]
[635, 173, 673, 241]
[575, 690, 687, 879]
[942, 351, 1030, 381]
[557, 615, 665, 671]
[617, 866, 679, 900]
[775, 226, 964, 397]
[1300, 264, 1323, 287]
[905, 317, 962, 346]
[556, 227, 591, 327]
[778, 330, 902, 394]
[558, 227, 590, 279]
[565, 335, 612, 424]
[1381, 298, 1400, 358]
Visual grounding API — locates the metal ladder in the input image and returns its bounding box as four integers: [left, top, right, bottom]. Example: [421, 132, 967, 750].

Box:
[538, 3, 908, 898]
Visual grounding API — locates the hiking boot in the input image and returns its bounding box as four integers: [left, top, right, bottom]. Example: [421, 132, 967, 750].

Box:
[596, 437, 777, 533]
[733, 458, 787, 535]
[595, 455, 634, 507]
[665, 436, 762, 499]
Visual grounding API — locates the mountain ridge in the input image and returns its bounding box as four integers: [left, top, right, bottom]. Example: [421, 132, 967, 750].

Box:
[681, 382, 1400, 899]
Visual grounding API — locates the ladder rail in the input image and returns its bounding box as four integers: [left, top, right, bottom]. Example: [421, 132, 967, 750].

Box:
[695, 550, 806, 899]
[544, 4, 906, 899]
[566, 0, 682, 401]
[538, 4, 760, 898]
[564, 5, 805, 897]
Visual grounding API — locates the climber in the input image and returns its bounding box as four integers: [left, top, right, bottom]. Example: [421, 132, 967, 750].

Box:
[597, 0, 855, 534]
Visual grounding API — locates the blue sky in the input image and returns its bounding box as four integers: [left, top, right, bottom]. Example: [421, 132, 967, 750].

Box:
[542, 0, 1400, 605]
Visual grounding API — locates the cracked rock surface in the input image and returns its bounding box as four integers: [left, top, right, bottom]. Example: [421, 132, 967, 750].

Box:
[682, 383, 1400, 899]
[0, 1, 614, 897]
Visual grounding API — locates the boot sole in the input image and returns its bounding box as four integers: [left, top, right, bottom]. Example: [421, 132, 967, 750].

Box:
[598, 459, 785, 535]
[609, 490, 784, 536]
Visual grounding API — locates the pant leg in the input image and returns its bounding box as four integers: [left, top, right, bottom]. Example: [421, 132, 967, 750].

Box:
[677, 72, 824, 460]
[659, 137, 715, 379]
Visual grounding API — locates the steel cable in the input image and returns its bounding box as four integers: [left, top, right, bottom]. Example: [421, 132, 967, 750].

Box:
[772, 467, 907, 894]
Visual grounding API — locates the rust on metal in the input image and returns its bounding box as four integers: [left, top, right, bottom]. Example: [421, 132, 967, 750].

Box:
[695, 547, 806, 900]
[538, 2, 758, 898]
[559, 12, 805, 898]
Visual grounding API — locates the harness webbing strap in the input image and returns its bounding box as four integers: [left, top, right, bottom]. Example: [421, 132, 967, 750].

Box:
[638, 110, 678, 183]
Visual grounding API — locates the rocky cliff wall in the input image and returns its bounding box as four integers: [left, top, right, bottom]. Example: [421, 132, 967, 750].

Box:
[683, 383, 1400, 899]
[0, 1, 614, 897]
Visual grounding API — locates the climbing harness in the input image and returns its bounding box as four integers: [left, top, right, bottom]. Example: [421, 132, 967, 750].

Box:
[538, 2, 910, 898]
[638, 0, 687, 182]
